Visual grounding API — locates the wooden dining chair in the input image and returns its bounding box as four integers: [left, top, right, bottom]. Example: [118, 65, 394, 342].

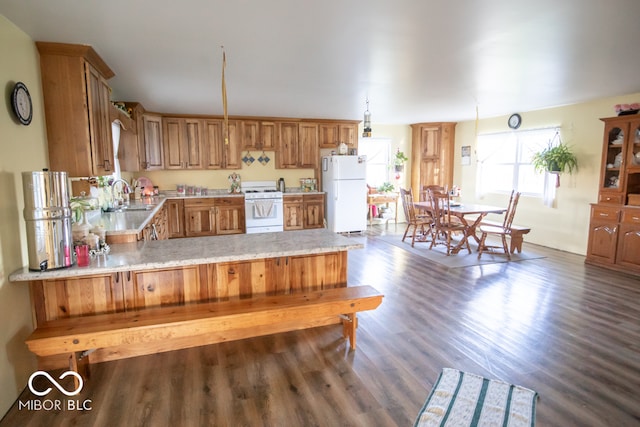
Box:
[429, 190, 471, 255]
[400, 188, 434, 247]
[477, 191, 521, 260]
[420, 185, 446, 202]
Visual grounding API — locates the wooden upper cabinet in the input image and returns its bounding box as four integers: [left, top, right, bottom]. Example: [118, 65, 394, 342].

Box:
[163, 117, 204, 170]
[319, 123, 339, 149]
[37, 42, 116, 177]
[242, 121, 276, 150]
[277, 122, 299, 168]
[318, 122, 359, 150]
[204, 119, 241, 169]
[298, 123, 319, 168]
[142, 114, 164, 170]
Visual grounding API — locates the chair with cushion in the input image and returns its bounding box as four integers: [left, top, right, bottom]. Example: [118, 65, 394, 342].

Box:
[400, 188, 434, 247]
[477, 190, 521, 260]
[429, 190, 471, 255]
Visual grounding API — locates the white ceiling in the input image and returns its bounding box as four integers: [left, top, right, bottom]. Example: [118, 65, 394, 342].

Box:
[2, 0, 640, 124]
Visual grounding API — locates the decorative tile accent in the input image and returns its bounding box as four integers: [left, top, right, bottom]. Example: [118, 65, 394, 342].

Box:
[242, 151, 255, 165]
[258, 151, 270, 165]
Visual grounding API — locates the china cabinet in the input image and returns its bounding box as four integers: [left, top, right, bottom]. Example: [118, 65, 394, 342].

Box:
[586, 115, 640, 274]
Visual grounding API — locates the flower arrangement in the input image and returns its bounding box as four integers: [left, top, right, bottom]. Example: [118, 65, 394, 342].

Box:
[614, 103, 640, 115]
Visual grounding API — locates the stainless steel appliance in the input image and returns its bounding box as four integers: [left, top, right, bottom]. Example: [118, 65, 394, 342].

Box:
[22, 170, 73, 271]
[242, 181, 284, 234]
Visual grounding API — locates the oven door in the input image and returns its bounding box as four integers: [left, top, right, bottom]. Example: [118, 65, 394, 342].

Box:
[245, 198, 284, 233]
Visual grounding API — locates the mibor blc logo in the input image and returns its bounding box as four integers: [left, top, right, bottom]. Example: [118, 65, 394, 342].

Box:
[19, 371, 92, 411]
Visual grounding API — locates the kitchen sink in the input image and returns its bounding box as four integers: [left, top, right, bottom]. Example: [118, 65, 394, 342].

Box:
[104, 205, 153, 213]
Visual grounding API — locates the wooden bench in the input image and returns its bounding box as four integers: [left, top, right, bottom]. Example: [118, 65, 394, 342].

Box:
[480, 220, 531, 253]
[26, 285, 384, 385]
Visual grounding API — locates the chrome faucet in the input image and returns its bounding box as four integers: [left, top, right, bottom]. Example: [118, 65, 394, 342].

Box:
[111, 178, 131, 208]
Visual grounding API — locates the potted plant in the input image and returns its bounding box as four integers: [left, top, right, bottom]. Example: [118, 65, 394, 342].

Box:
[394, 150, 409, 172]
[531, 141, 578, 175]
[377, 182, 395, 193]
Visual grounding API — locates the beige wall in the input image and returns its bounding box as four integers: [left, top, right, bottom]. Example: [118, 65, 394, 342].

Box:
[453, 93, 640, 255]
[0, 15, 48, 416]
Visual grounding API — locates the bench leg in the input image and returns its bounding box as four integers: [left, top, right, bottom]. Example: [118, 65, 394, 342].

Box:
[68, 352, 89, 388]
[510, 233, 524, 254]
[341, 313, 358, 350]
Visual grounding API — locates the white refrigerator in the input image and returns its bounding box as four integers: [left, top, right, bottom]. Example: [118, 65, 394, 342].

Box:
[322, 155, 368, 233]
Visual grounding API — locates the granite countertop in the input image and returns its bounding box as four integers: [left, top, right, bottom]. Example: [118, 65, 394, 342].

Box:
[9, 229, 363, 281]
[283, 189, 325, 195]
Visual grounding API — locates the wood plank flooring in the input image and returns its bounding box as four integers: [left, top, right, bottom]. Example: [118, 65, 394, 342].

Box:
[2, 225, 639, 426]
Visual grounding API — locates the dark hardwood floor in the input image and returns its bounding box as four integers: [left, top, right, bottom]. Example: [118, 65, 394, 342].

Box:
[2, 225, 639, 426]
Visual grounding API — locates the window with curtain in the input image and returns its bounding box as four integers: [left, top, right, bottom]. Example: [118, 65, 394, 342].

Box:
[358, 138, 391, 188]
[476, 128, 558, 197]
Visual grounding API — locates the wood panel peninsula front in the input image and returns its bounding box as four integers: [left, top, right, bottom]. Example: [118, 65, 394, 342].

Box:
[10, 229, 364, 369]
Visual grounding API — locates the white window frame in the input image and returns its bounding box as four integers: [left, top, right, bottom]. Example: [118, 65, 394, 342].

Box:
[476, 127, 559, 198]
[358, 137, 392, 188]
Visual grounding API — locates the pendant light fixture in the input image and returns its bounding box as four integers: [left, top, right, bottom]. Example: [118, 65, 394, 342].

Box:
[362, 97, 372, 138]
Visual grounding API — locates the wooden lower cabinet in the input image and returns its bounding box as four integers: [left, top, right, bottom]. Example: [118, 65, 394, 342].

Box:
[586, 204, 640, 274]
[166, 199, 185, 238]
[184, 197, 245, 237]
[283, 193, 325, 230]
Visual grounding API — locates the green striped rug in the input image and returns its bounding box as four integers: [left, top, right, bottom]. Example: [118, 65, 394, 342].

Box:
[414, 368, 539, 427]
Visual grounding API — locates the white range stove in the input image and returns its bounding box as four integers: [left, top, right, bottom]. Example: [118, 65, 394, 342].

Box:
[242, 181, 284, 234]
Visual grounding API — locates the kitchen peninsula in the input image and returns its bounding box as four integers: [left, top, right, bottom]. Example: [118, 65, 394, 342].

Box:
[10, 226, 366, 370]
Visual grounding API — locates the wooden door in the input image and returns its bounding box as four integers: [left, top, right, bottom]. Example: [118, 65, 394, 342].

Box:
[215, 198, 245, 235]
[283, 196, 304, 230]
[86, 63, 114, 175]
[298, 123, 318, 168]
[204, 119, 224, 169]
[184, 200, 216, 237]
[259, 121, 277, 150]
[303, 194, 324, 229]
[241, 120, 260, 149]
[587, 220, 619, 264]
[142, 114, 164, 170]
[339, 124, 358, 148]
[167, 199, 185, 238]
[224, 120, 242, 169]
[184, 119, 204, 169]
[163, 117, 183, 169]
[277, 122, 298, 168]
[319, 123, 339, 148]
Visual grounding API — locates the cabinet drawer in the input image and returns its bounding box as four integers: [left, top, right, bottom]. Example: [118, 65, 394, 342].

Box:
[284, 195, 304, 203]
[621, 209, 640, 224]
[591, 205, 621, 222]
[598, 192, 624, 204]
[215, 197, 244, 207]
[184, 198, 215, 207]
[303, 194, 324, 202]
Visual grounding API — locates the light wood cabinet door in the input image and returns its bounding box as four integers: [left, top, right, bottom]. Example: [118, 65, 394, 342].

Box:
[277, 122, 299, 168]
[204, 119, 241, 169]
[185, 203, 216, 237]
[339, 123, 358, 148]
[167, 199, 185, 238]
[86, 63, 114, 175]
[299, 123, 319, 168]
[319, 123, 339, 149]
[283, 196, 304, 230]
[303, 194, 325, 229]
[142, 114, 164, 170]
[163, 118, 204, 169]
[215, 197, 245, 235]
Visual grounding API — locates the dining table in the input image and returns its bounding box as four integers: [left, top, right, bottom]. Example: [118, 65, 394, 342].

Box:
[413, 201, 507, 246]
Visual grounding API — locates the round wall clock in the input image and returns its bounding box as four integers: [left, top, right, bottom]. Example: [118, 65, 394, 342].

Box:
[508, 113, 522, 129]
[11, 82, 33, 125]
